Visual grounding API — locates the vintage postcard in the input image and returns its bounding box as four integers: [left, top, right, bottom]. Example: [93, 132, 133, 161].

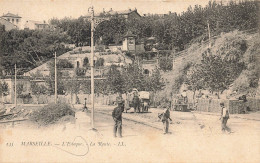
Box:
[0, 0, 259, 162]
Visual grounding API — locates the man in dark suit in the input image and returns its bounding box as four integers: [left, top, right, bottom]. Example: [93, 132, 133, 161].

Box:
[112, 97, 124, 138]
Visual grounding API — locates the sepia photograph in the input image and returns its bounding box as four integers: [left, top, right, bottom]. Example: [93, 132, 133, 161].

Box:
[0, 0, 259, 162]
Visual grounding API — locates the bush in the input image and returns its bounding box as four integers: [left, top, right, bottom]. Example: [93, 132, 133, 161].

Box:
[75, 68, 86, 76]
[57, 59, 74, 68]
[30, 103, 75, 125]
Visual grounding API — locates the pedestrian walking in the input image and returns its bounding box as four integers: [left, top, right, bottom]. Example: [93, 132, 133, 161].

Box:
[112, 97, 124, 138]
[158, 106, 172, 134]
[220, 102, 230, 133]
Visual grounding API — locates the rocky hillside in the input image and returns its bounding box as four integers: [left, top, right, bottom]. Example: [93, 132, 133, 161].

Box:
[157, 29, 260, 105]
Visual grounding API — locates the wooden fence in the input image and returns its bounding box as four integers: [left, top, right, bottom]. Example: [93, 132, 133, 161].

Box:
[196, 98, 260, 114]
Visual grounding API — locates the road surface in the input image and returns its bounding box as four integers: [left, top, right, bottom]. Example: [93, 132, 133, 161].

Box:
[0, 107, 259, 163]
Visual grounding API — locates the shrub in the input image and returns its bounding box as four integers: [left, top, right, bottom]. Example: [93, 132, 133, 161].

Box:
[30, 103, 75, 125]
[75, 68, 86, 76]
[57, 59, 74, 68]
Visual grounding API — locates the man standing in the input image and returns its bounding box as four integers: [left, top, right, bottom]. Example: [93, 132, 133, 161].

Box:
[112, 98, 124, 138]
[220, 102, 230, 133]
[159, 106, 172, 134]
[181, 90, 188, 104]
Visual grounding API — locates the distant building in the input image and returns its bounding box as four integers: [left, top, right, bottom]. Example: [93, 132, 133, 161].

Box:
[24, 20, 49, 30]
[1, 12, 22, 29]
[122, 31, 137, 52]
[85, 8, 141, 20]
[0, 17, 18, 31]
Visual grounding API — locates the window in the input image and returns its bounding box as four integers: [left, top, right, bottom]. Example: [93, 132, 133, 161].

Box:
[77, 61, 80, 68]
[12, 19, 14, 23]
[7, 18, 10, 21]
[16, 19, 19, 23]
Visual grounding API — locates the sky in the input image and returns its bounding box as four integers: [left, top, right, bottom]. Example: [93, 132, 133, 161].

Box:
[0, 0, 213, 22]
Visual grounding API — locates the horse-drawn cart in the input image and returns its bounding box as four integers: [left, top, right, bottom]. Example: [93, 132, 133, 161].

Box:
[125, 90, 150, 113]
[171, 94, 189, 112]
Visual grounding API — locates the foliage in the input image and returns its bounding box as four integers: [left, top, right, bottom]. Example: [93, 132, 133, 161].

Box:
[31, 82, 47, 96]
[16, 83, 24, 97]
[106, 65, 124, 94]
[64, 78, 81, 95]
[0, 81, 9, 96]
[0, 1, 257, 74]
[30, 103, 75, 125]
[75, 68, 86, 76]
[159, 57, 173, 71]
[172, 74, 184, 94]
[193, 52, 245, 94]
[185, 65, 203, 93]
[104, 63, 164, 94]
[57, 59, 74, 68]
[0, 29, 70, 75]
[95, 58, 105, 68]
[50, 16, 91, 47]
[94, 1, 257, 51]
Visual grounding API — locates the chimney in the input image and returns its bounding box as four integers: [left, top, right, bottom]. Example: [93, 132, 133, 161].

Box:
[168, 11, 171, 15]
[129, 8, 131, 11]
[103, 8, 105, 13]
[110, 8, 112, 11]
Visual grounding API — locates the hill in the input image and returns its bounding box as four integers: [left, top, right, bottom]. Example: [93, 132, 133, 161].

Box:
[156, 29, 259, 106]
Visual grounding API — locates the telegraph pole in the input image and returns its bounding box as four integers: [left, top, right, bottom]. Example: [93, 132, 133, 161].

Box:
[90, 6, 95, 129]
[54, 52, 57, 104]
[14, 64, 17, 107]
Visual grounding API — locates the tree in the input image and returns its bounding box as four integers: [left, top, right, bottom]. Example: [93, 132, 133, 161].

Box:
[106, 65, 124, 94]
[16, 83, 24, 98]
[185, 65, 203, 100]
[31, 82, 47, 104]
[195, 52, 244, 98]
[0, 81, 9, 96]
[64, 78, 81, 104]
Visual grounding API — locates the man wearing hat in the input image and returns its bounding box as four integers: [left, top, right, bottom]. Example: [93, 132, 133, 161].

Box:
[158, 105, 172, 134]
[112, 97, 124, 138]
[220, 102, 230, 133]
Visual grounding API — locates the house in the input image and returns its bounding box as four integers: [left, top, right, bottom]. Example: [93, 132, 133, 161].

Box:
[1, 12, 22, 29]
[122, 31, 145, 52]
[23, 47, 132, 78]
[85, 8, 141, 20]
[0, 17, 18, 31]
[24, 20, 49, 30]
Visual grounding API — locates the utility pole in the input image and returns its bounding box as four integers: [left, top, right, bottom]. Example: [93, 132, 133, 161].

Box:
[14, 64, 17, 107]
[54, 52, 57, 104]
[90, 6, 95, 129]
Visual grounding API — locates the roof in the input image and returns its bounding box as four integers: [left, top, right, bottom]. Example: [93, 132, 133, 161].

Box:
[26, 20, 48, 25]
[85, 9, 141, 18]
[2, 13, 21, 18]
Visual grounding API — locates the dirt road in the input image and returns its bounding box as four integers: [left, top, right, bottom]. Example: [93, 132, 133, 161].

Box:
[0, 107, 259, 163]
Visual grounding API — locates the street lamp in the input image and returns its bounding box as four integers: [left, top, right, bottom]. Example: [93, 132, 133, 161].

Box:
[87, 6, 109, 130]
